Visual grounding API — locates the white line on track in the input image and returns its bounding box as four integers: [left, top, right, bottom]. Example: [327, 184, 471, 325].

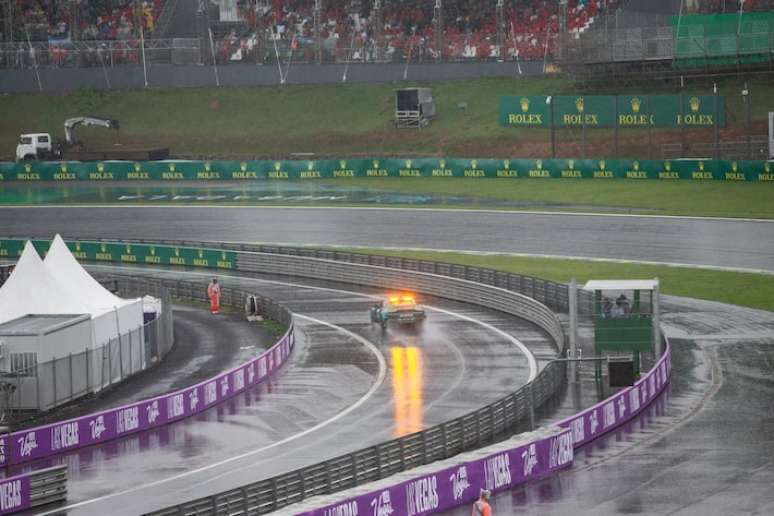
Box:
[3, 203, 773, 223]
[37, 314, 388, 515]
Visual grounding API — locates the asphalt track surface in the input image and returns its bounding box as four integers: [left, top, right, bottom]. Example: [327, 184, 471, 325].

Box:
[2, 206, 774, 272]
[29, 265, 553, 515]
[3, 206, 772, 515]
[444, 295, 774, 516]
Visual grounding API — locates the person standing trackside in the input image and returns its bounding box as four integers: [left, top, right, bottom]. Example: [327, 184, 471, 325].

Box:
[472, 489, 492, 516]
[207, 278, 221, 314]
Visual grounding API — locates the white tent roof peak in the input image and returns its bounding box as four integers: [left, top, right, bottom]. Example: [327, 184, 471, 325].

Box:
[44, 234, 133, 313]
[0, 240, 91, 325]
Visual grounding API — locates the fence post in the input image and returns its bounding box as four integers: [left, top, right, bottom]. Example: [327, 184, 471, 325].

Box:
[119, 336, 124, 381]
[528, 382, 535, 431]
[69, 353, 73, 401]
[86, 347, 91, 393]
[129, 329, 133, 375]
[108, 342, 112, 387]
[52, 355, 57, 407]
[569, 279, 578, 383]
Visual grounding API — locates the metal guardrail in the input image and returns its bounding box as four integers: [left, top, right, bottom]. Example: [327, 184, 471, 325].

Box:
[80, 237, 593, 318]
[28, 465, 68, 509]
[100, 238, 572, 516]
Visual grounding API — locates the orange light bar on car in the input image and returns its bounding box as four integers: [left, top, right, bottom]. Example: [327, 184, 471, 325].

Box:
[389, 296, 400, 304]
[401, 296, 415, 303]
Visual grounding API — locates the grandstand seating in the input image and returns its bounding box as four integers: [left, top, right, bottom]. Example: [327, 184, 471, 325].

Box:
[12, 0, 165, 41]
[7, 0, 770, 64]
[211, 0, 619, 63]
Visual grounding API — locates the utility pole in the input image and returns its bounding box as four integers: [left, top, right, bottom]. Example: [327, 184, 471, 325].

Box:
[496, 0, 504, 62]
[2, 0, 15, 43]
[433, 0, 443, 62]
[313, 0, 322, 63]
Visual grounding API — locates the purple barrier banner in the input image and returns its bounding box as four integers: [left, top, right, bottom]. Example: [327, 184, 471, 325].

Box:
[297, 428, 573, 516]
[0, 474, 30, 515]
[6, 326, 294, 466]
[558, 343, 672, 448]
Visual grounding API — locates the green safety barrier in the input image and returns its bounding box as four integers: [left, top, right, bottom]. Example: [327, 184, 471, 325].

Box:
[0, 158, 772, 181]
[499, 95, 726, 128]
[0, 238, 236, 269]
[672, 12, 774, 69]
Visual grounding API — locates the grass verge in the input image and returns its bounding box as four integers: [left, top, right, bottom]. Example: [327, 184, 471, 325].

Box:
[2, 76, 771, 158]
[347, 248, 774, 312]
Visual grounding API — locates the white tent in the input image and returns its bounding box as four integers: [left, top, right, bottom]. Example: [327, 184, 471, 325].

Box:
[44, 235, 143, 348]
[0, 241, 91, 325]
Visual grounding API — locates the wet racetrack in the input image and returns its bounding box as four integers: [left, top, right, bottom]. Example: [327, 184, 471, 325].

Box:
[28, 265, 553, 515]
[1, 206, 772, 515]
[2, 206, 774, 271]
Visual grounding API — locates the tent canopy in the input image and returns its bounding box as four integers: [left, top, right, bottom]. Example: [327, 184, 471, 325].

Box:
[0, 241, 90, 325]
[44, 234, 134, 314]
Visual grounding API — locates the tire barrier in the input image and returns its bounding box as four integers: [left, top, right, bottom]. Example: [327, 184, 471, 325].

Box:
[1, 157, 772, 181]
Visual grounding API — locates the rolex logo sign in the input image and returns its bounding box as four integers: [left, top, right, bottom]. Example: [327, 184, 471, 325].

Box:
[633, 161, 640, 171]
[274, 162, 281, 171]
[240, 162, 248, 172]
[630, 97, 641, 114]
[373, 160, 379, 169]
[503, 160, 509, 169]
[732, 161, 738, 172]
[439, 159, 446, 169]
[470, 160, 477, 169]
[308, 161, 314, 170]
[575, 97, 585, 113]
[405, 159, 412, 169]
[598, 160, 606, 170]
[24, 163, 32, 173]
[61, 163, 69, 173]
[97, 162, 105, 173]
[698, 161, 704, 171]
[689, 97, 700, 113]
[339, 160, 347, 169]
[536, 159, 543, 170]
[766, 163, 771, 173]
[204, 162, 211, 172]
[169, 163, 176, 172]
[100, 243, 107, 253]
[520, 97, 530, 113]
[665, 161, 671, 171]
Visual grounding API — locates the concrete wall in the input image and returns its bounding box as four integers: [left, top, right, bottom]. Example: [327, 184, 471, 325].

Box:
[0, 61, 544, 94]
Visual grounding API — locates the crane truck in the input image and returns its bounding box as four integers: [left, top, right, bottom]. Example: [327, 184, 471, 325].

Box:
[15, 116, 168, 162]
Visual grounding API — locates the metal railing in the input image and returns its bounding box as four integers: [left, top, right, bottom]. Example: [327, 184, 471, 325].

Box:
[27, 465, 68, 509]
[90, 238, 593, 317]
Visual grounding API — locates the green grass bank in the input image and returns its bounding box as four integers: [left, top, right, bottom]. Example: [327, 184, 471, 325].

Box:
[345, 248, 774, 312]
[3, 76, 772, 159]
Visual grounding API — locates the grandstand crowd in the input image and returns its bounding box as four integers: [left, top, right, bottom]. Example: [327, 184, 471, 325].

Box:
[7, 0, 164, 41]
[2, 0, 772, 66]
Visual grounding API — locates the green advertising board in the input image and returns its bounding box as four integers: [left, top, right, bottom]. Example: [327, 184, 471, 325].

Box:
[0, 157, 771, 182]
[499, 95, 726, 128]
[0, 238, 236, 270]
